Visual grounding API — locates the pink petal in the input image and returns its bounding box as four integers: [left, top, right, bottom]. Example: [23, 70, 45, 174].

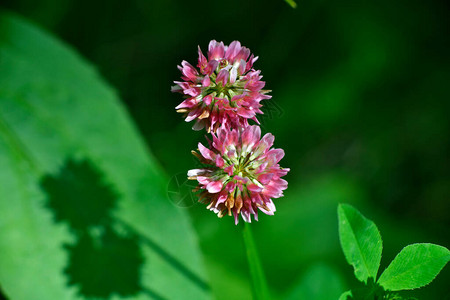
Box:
[241, 210, 251, 223]
[206, 180, 223, 193]
[252, 133, 275, 156]
[197, 176, 211, 185]
[245, 54, 258, 71]
[262, 184, 282, 198]
[247, 184, 263, 192]
[216, 69, 229, 86]
[225, 41, 241, 62]
[226, 181, 236, 192]
[260, 133, 275, 150]
[227, 128, 239, 147]
[278, 168, 290, 177]
[246, 79, 265, 91]
[197, 46, 207, 69]
[242, 125, 261, 147]
[238, 59, 246, 74]
[224, 164, 234, 176]
[175, 98, 196, 109]
[215, 156, 225, 168]
[275, 178, 288, 190]
[237, 107, 255, 118]
[233, 211, 239, 225]
[202, 75, 211, 87]
[208, 40, 225, 60]
[185, 110, 201, 122]
[205, 60, 219, 75]
[266, 148, 285, 164]
[267, 200, 276, 212]
[257, 173, 274, 185]
[181, 60, 199, 81]
[235, 47, 250, 62]
[203, 95, 213, 106]
[259, 205, 275, 215]
[216, 192, 228, 205]
[230, 66, 238, 84]
[254, 210, 259, 221]
[184, 87, 200, 97]
[198, 142, 215, 161]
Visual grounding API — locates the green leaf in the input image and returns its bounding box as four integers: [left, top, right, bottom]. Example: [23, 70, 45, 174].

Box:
[377, 243, 450, 291]
[339, 278, 385, 300]
[338, 204, 383, 283]
[284, 0, 297, 9]
[339, 290, 352, 300]
[338, 284, 386, 300]
[0, 12, 210, 300]
[285, 263, 345, 300]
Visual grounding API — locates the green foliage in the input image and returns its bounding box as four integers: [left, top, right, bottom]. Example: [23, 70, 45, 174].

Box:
[285, 263, 345, 300]
[1, 0, 450, 297]
[338, 204, 383, 283]
[0, 12, 210, 300]
[339, 290, 353, 300]
[284, 0, 297, 9]
[377, 244, 450, 291]
[338, 204, 450, 299]
[339, 278, 385, 300]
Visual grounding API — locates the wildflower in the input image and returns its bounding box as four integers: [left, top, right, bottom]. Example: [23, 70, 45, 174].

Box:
[172, 40, 271, 133]
[188, 125, 289, 224]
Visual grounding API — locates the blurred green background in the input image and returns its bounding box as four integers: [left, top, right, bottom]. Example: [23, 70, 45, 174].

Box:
[1, 0, 449, 299]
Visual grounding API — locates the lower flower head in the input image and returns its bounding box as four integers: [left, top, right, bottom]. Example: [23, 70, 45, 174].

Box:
[188, 125, 289, 224]
[172, 40, 271, 133]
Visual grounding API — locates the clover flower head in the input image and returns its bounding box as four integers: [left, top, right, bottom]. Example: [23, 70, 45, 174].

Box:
[188, 125, 289, 224]
[172, 40, 271, 133]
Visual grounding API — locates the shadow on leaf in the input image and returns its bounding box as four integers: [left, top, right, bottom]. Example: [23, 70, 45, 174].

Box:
[41, 160, 117, 232]
[40, 159, 168, 299]
[64, 227, 143, 298]
[0, 284, 8, 300]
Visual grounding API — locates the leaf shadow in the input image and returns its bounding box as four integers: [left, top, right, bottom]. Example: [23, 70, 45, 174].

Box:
[40, 158, 209, 299]
[0, 284, 8, 300]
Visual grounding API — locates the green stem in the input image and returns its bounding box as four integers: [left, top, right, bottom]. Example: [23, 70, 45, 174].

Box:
[241, 222, 271, 300]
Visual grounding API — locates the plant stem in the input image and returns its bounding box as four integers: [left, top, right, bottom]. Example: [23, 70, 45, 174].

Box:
[241, 222, 271, 300]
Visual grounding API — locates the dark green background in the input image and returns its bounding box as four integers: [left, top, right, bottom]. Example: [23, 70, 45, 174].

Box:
[2, 0, 449, 298]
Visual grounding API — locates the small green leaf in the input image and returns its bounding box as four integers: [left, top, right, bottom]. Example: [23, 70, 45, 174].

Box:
[338, 204, 383, 283]
[339, 290, 352, 300]
[377, 243, 450, 291]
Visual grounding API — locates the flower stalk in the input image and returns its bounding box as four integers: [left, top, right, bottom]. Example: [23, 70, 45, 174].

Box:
[242, 222, 271, 300]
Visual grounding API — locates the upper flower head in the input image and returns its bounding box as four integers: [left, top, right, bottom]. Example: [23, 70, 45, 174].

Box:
[172, 40, 271, 133]
[188, 125, 289, 224]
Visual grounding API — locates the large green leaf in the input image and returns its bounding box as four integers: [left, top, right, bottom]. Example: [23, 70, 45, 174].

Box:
[377, 243, 450, 291]
[0, 12, 210, 300]
[338, 204, 382, 283]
